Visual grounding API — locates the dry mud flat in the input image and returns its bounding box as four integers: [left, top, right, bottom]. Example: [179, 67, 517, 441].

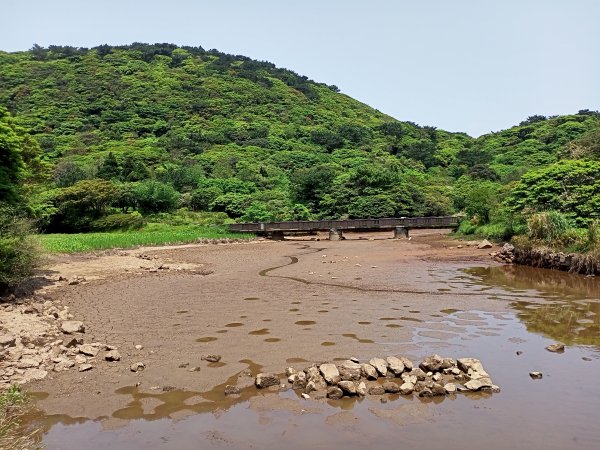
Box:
[3, 230, 600, 449]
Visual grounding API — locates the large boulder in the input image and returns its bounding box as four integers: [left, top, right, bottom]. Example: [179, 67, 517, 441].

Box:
[369, 357, 388, 377]
[319, 363, 341, 385]
[386, 356, 405, 375]
[338, 360, 362, 381]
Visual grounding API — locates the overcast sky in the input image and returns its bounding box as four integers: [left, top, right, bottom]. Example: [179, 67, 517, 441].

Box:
[2, 0, 599, 136]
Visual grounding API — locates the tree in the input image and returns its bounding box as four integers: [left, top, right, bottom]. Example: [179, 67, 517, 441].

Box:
[97, 152, 121, 180]
[133, 180, 179, 214]
[0, 109, 25, 204]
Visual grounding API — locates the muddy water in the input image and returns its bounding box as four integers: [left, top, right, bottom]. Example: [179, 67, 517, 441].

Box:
[28, 254, 600, 449]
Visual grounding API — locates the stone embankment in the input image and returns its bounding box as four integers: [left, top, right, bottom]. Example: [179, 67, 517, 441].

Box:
[492, 243, 599, 276]
[255, 355, 499, 401]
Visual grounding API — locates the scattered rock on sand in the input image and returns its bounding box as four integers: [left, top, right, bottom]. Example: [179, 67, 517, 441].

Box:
[255, 373, 279, 388]
[78, 344, 99, 357]
[78, 364, 93, 372]
[478, 240, 493, 249]
[105, 350, 121, 361]
[529, 372, 543, 379]
[201, 354, 222, 363]
[130, 362, 145, 372]
[545, 343, 565, 353]
[61, 321, 85, 334]
[224, 385, 241, 396]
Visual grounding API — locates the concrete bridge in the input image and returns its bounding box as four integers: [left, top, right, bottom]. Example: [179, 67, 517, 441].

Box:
[228, 216, 460, 240]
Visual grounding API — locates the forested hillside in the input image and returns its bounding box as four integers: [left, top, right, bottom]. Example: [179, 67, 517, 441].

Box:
[0, 43, 599, 236]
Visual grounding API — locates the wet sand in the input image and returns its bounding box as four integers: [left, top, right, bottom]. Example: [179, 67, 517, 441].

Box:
[25, 230, 600, 449]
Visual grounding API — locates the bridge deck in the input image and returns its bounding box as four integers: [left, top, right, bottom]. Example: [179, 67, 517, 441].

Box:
[229, 216, 460, 234]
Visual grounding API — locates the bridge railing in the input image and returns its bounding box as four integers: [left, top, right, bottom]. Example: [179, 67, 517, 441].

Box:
[229, 216, 460, 233]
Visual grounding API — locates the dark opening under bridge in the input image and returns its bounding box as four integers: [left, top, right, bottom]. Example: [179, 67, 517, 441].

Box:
[229, 216, 461, 240]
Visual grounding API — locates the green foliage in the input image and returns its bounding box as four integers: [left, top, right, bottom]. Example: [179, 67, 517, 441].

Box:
[507, 159, 600, 224]
[0, 208, 39, 291]
[133, 180, 180, 214]
[90, 211, 145, 231]
[0, 108, 25, 204]
[527, 211, 572, 242]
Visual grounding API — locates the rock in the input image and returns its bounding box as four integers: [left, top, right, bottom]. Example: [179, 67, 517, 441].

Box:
[64, 337, 82, 348]
[399, 357, 413, 371]
[0, 334, 16, 347]
[54, 360, 75, 371]
[17, 357, 41, 369]
[350, 357, 360, 364]
[338, 380, 357, 395]
[357, 381, 367, 396]
[431, 383, 447, 396]
[74, 355, 87, 364]
[130, 362, 145, 372]
[410, 368, 427, 381]
[529, 372, 543, 380]
[285, 367, 297, 377]
[516, 351, 523, 356]
[327, 386, 344, 399]
[457, 358, 487, 374]
[369, 358, 388, 377]
[22, 368, 48, 382]
[465, 377, 493, 391]
[61, 321, 85, 334]
[255, 373, 279, 388]
[545, 343, 565, 353]
[399, 382, 414, 395]
[432, 373, 442, 382]
[301, 393, 311, 400]
[401, 373, 417, 384]
[105, 350, 121, 361]
[134, 344, 143, 350]
[201, 354, 222, 363]
[78, 364, 93, 372]
[319, 363, 341, 385]
[582, 357, 592, 362]
[338, 360, 362, 381]
[386, 356, 405, 375]
[419, 354, 444, 372]
[491, 385, 501, 393]
[224, 385, 240, 396]
[382, 381, 400, 394]
[78, 344, 99, 357]
[478, 239, 493, 249]
[361, 363, 378, 380]
[444, 383, 457, 394]
[368, 385, 385, 395]
[419, 388, 433, 397]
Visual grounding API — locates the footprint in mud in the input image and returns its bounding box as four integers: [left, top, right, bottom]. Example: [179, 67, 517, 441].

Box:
[244, 297, 260, 301]
[318, 310, 329, 313]
[225, 323, 244, 328]
[249, 328, 270, 336]
[409, 310, 421, 314]
[289, 308, 300, 312]
[358, 321, 371, 325]
[208, 362, 227, 368]
[176, 310, 189, 314]
[379, 317, 398, 321]
[286, 357, 308, 363]
[264, 338, 281, 343]
[321, 341, 336, 346]
[196, 337, 218, 343]
[385, 324, 402, 328]
[400, 317, 423, 322]
[441, 308, 460, 314]
[295, 320, 317, 326]
[342, 333, 374, 344]
[263, 319, 272, 322]
[216, 330, 228, 334]
[291, 301, 301, 305]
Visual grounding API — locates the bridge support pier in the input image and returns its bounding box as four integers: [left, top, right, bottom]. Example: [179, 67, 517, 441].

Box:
[329, 228, 344, 241]
[271, 231, 285, 241]
[394, 226, 409, 239]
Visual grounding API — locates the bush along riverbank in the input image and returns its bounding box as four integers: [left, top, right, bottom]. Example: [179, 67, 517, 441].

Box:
[490, 212, 600, 276]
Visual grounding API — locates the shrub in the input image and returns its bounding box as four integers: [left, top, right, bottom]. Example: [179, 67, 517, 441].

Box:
[133, 180, 180, 214]
[527, 211, 571, 242]
[0, 208, 39, 292]
[90, 212, 145, 231]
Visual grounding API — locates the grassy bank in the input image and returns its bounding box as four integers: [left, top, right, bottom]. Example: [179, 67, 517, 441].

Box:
[0, 386, 36, 450]
[36, 224, 253, 253]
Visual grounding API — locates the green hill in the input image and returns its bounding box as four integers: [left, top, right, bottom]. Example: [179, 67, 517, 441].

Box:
[0, 43, 598, 234]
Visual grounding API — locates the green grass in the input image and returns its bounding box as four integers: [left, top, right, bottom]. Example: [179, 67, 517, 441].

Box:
[0, 385, 37, 449]
[36, 225, 253, 253]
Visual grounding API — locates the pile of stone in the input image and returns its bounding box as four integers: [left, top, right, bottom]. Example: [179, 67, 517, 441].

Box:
[491, 243, 515, 263]
[255, 355, 499, 400]
[0, 295, 123, 388]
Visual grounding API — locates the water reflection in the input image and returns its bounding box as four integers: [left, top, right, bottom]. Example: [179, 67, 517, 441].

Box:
[465, 266, 600, 347]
